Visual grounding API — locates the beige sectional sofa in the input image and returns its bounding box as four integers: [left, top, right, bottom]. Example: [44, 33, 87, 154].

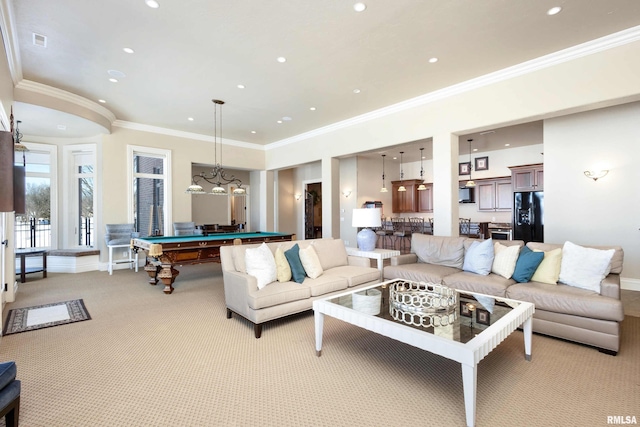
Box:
[220, 238, 380, 338]
[383, 234, 625, 354]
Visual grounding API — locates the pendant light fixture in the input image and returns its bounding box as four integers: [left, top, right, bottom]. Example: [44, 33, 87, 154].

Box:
[380, 154, 388, 193]
[186, 99, 246, 196]
[417, 147, 426, 191]
[466, 139, 476, 188]
[397, 151, 406, 192]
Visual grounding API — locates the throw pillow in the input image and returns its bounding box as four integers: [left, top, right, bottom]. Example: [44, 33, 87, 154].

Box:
[558, 241, 615, 293]
[531, 248, 562, 284]
[245, 243, 277, 290]
[284, 243, 306, 284]
[462, 238, 494, 275]
[299, 245, 324, 279]
[512, 246, 544, 283]
[491, 242, 520, 279]
[412, 233, 466, 268]
[274, 246, 292, 282]
[311, 238, 348, 270]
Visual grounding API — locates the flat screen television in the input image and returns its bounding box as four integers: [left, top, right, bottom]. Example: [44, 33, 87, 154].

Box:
[459, 187, 475, 203]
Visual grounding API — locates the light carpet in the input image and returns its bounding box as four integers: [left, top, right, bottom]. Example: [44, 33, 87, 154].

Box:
[2, 299, 90, 335]
[0, 263, 638, 427]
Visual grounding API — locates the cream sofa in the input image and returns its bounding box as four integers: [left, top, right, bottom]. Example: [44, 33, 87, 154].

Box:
[220, 238, 380, 338]
[383, 234, 625, 354]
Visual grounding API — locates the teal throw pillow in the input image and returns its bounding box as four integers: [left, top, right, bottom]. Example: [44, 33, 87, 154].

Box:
[512, 246, 545, 283]
[462, 238, 494, 276]
[284, 244, 306, 283]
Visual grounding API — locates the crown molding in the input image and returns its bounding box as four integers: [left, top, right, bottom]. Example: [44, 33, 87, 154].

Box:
[267, 25, 640, 151]
[112, 120, 265, 150]
[0, 0, 23, 85]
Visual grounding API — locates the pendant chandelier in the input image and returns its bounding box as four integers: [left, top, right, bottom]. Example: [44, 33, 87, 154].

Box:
[397, 151, 406, 192]
[380, 154, 388, 193]
[417, 147, 426, 191]
[466, 138, 476, 188]
[186, 99, 246, 196]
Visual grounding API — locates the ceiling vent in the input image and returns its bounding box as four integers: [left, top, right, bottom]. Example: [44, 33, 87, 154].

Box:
[32, 33, 47, 48]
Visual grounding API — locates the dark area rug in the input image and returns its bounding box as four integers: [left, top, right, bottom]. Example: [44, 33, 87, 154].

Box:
[2, 299, 91, 335]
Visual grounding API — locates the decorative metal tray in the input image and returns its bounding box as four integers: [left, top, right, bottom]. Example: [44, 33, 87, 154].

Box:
[388, 280, 457, 328]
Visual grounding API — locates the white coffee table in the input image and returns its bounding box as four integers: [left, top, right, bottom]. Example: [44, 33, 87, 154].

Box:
[313, 279, 534, 427]
[345, 247, 400, 280]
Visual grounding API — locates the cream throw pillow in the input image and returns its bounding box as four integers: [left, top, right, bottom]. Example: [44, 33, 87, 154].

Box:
[558, 241, 615, 293]
[245, 243, 277, 290]
[274, 246, 292, 282]
[491, 242, 520, 279]
[531, 248, 562, 284]
[299, 246, 324, 279]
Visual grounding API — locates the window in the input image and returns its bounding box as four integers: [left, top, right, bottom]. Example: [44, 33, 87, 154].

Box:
[14, 143, 57, 249]
[128, 146, 171, 237]
[63, 144, 96, 248]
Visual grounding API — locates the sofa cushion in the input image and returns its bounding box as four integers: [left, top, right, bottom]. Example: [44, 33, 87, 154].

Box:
[512, 246, 544, 283]
[327, 265, 380, 287]
[274, 247, 292, 282]
[507, 281, 624, 322]
[462, 238, 494, 275]
[530, 247, 562, 284]
[491, 242, 520, 279]
[558, 241, 615, 293]
[411, 234, 466, 269]
[304, 275, 349, 297]
[384, 262, 460, 284]
[443, 271, 514, 298]
[284, 244, 306, 284]
[245, 243, 277, 290]
[312, 238, 349, 270]
[299, 245, 324, 279]
[247, 281, 312, 310]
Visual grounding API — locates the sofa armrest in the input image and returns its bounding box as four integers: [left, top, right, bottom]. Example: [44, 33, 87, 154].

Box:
[347, 255, 371, 268]
[391, 253, 418, 266]
[600, 274, 621, 300]
[222, 270, 258, 316]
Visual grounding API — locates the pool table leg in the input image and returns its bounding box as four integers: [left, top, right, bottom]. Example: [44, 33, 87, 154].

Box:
[158, 263, 179, 294]
[144, 263, 160, 285]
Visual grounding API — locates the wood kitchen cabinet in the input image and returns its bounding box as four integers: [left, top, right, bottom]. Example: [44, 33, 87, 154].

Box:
[391, 179, 422, 213]
[418, 183, 433, 213]
[477, 178, 512, 211]
[510, 164, 543, 191]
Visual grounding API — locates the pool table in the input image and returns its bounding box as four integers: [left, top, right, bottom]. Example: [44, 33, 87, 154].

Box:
[132, 231, 294, 294]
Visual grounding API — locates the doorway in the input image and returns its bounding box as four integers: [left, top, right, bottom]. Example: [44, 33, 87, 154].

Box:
[304, 182, 321, 239]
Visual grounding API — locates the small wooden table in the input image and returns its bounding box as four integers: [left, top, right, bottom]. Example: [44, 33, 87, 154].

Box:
[15, 248, 48, 283]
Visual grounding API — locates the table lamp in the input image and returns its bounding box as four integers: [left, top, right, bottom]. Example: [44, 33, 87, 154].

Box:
[352, 208, 382, 251]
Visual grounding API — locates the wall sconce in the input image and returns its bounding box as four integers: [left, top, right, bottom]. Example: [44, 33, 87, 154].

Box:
[584, 170, 609, 181]
[342, 189, 352, 198]
[294, 193, 302, 201]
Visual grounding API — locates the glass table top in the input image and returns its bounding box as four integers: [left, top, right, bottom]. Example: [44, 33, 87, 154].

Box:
[325, 279, 521, 344]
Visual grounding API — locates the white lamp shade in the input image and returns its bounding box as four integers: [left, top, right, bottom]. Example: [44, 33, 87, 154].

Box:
[352, 208, 382, 228]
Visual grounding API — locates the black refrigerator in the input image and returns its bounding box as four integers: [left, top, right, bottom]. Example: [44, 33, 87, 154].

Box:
[513, 192, 544, 243]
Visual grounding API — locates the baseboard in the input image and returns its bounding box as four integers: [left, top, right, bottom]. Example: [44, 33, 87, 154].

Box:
[621, 277, 640, 292]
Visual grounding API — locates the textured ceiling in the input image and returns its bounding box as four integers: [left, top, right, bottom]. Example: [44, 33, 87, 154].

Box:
[6, 0, 640, 156]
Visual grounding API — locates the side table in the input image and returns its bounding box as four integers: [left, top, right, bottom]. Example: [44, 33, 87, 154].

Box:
[15, 248, 48, 283]
[345, 247, 400, 280]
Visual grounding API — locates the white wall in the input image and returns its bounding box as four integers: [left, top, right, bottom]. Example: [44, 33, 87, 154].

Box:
[544, 102, 640, 283]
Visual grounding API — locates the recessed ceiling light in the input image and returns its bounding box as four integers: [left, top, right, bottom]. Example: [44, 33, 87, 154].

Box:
[353, 89, 361, 94]
[237, 84, 245, 89]
[282, 116, 292, 121]
[547, 6, 562, 15]
[251, 131, 257, 134]
[505, 143, 510, 147]
[277, 120, 283, 124]
[188, 117, 194, 121]
[277, 57, 287, 63]
[57, 124, 66, 130]
[145, 0, 159, 8]
[123, 47, 134, 54]
[310, 107, 316, 111]
[428, 57, 438, 63]
[354, 3, 366, 12]
[98, 99, 106, 103]
[392, 157, 398, 160]
[109, 78, 118, 83]
[108, 69, 126, 78]
[473, 148, 478, 152]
